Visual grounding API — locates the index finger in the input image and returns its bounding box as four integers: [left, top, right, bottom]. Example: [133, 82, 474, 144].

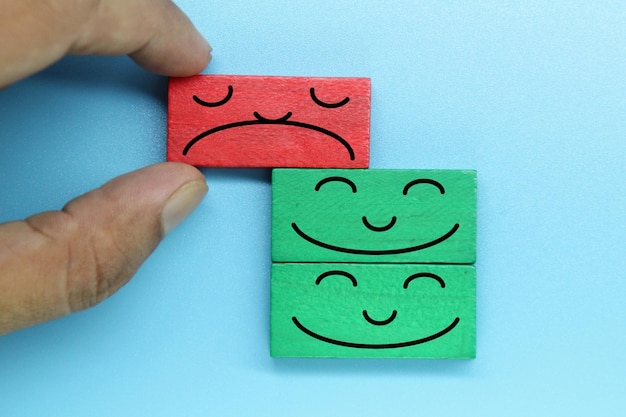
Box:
[0, 0, 211, 88]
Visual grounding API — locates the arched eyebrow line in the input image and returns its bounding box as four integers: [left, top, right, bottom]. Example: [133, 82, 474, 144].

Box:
[193, 85, 234, 107]
[316, 270, 358, 287]
[402, 178, 445, 195]
[315, 176, 357, 193]
[310, 88, 350, 108]
[403, 272, 446, 289]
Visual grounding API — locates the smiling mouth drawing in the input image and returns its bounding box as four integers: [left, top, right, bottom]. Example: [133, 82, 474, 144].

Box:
[291, 222, 460, 255]
[182, 111, 355, 160]
[292, 316, 460, 349]
[362, 216, 397, 232]
[363, 310, 397, 326]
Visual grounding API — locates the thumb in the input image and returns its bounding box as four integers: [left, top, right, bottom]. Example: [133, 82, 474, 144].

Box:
[0, 162, 207, 335]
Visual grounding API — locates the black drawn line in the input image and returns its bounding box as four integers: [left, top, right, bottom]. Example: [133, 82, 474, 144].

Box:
[292, 316, 460, 349]
[183, 116, 355, 160]
[362, 310, 397, 326]
[403, 179, 445, 195]
[310, 88, 350, 108]
[315, 270, 358, 287]
[291, 222, 460, 255]
[403, 272, 446, 289]
[315, 176, 357, 193]
[192, 85, 233, 107]
[362, 216, 397, 232]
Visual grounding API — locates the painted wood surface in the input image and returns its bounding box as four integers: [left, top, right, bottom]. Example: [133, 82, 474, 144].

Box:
[272, 169, 477, 264]
[271, 263, 476, 358]
[168, 75, 370, 168]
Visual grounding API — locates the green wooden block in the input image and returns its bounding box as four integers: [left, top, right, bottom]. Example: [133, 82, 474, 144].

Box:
[272, 169, 476, 263]
[271, 263, 476, 358]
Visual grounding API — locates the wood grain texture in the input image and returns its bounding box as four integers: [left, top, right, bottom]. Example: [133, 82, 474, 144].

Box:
[168, 75, 370, 168]
[271, 263, 476, 358]
[272, 169, 477, 264]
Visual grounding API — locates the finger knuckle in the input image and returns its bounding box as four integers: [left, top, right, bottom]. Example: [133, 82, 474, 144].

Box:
[25, 210, 133, 313]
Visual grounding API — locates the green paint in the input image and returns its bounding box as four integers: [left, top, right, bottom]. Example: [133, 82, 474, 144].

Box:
[271, 263, 475, 358]
[272, 169, 476, 264]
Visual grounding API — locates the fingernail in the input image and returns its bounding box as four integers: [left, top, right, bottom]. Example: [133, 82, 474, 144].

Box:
[206, 41, 213, 64]
[161, 180, 208, 236]
[194, 28, 212, 64]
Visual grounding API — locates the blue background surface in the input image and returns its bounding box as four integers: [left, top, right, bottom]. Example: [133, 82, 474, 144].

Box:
[2, 1, 626, 415]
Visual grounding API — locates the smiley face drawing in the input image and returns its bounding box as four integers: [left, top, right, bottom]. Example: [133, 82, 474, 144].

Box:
[272, 169, 477, 264]
[167, 75, 370, 168]
[271, 263, 476, 358]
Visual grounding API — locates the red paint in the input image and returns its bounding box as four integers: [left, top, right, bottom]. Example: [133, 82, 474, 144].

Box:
[167, 75, 370, 168]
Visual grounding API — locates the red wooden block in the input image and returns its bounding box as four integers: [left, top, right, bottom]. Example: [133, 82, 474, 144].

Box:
[167, 75, 370, 168]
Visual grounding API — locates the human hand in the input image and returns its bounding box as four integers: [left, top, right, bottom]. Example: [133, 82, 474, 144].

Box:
[0, 0, 211, 335]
